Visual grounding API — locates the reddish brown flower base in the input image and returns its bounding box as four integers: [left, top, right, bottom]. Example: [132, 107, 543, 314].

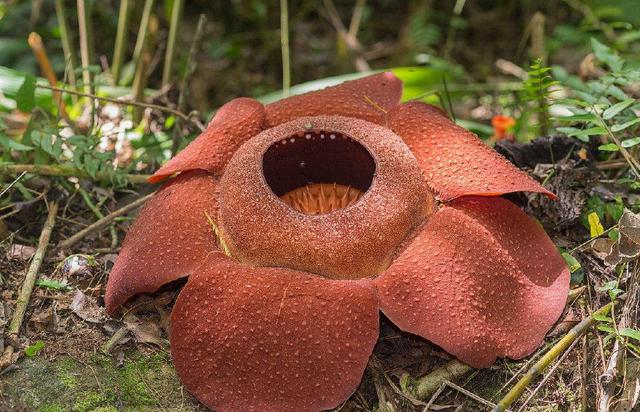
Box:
[105, 73, 569, 412]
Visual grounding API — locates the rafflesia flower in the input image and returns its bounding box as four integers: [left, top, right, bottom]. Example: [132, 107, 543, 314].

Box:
[105, 73, 569, 411]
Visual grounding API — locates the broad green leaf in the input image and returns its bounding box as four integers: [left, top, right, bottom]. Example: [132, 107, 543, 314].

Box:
[25, 340, 45, 357]
[597, 323, 616, 334]
[611, 118, 640, 132]
[0, 134, 33, 151]
[16, 74, 36, 112]
[561, 252, 581, 273]
[621, 137, 640, 148]
[554, 113, 598, 122]
[588, 212, 605, 237]
[35, 278, 71, 291]
[598, 143, 619, 151]
[603, 98, 635, 119]
[592, 313, 613, 323]
[573, 127, 606, 137]
[591, 38, 624, 72]
[619, 328, 640, 342]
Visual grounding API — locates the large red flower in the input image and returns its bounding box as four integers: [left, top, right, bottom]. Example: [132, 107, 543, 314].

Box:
[105, 73, 569, 412]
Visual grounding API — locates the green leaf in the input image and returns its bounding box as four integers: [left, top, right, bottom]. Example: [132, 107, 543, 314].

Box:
[555, 113, 598, 122]
[0, 134, 33, 151]
[561, 252, 581, 273]
[591, 38, 624, 72]
[597, 323, 616, 335]
[621, 137, 640, 148]
[16, 74, 36, 112]
[619, 328, 640, 342]
[35, 278, 71, 291]
[611, 118, 640, 132]
[598, 280, 618, 292]
[598, 143, 619, 152]
[603, 98, 635, 119]
[24, 340, 45, 357]
[592, 313, 613, 323]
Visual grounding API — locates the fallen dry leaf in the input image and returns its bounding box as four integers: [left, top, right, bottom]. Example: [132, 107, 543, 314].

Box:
[6, 244, 36, 261]
[69, 289, 105, 323]
[123, 313, 165, 347]
[591, 209, 640, 266]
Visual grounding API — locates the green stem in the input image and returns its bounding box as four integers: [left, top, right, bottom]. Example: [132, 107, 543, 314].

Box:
[280, 0, 290, 97]
[0, 164, 151, 184]
[493, 301, 616, 411]
[76, 0, 94, 95]
[132, 0, 156, 123]
[78, 187, 118, 249]
[111, 0, 131, 85]
[162, 0, 184, 87]
[54, 0, 78, 98]
[171, 13, 207, 156]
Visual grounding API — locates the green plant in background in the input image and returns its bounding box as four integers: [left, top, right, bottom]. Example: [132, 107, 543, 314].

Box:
[554, 38, 640, 180]
[521, 58, 558, 136]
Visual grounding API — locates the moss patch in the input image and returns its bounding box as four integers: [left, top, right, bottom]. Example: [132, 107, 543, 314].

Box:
[1, 349, 204, 411]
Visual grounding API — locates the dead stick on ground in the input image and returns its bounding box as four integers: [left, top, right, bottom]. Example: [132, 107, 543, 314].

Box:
[1, 200, 59, 366]
[413, 359, 473, 400]
[493, 298, 621, 411]
[57, 193, 152, 250]
[101, 326, 128, 354]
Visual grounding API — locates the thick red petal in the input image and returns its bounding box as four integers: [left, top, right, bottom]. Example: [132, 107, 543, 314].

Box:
[375, 197, 569, 368]
[105, 171, 219, 313]
[149, 98, 265, 183]
[265, 72, 402, 127]
[387, 101, 556, 200]
[171, 254, 379, 412]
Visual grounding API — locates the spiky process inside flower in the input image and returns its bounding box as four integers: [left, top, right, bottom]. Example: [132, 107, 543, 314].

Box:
[280, 183, 363, 214]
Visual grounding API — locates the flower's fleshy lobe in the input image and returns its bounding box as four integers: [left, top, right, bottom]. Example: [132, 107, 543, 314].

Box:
[105, 170, 219, 313]
[388, 101, 556, 200]
[170, 253, 379, 412]
[265, 72, 402, 127]
[218, 115, 433, 279]
[375, 196, 569, 367]
[149, 98, 265, 184]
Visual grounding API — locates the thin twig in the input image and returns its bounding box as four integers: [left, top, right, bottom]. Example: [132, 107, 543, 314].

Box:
[445, 380, 498, 409]
[0, 171, 26, 198]
[36, 84, 202, 130]
[516, 337, 582, 411]
[1, 199, 59, 368]
[57, 193, 152, 250]
[78, 186, 118, 250]
[0, 164, 151, 184]
[322, 0, 371, 72]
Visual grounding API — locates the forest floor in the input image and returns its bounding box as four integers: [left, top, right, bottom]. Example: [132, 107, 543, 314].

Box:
[0, 135, 637, 412]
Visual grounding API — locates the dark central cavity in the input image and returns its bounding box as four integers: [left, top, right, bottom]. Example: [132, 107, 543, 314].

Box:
[262, 130, 376, 197]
